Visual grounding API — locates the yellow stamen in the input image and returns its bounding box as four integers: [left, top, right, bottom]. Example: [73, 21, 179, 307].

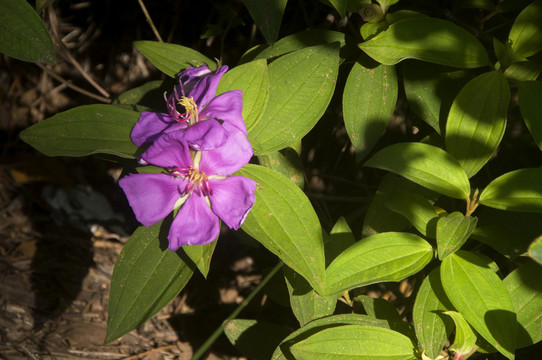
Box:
[178, 96, 198, 124]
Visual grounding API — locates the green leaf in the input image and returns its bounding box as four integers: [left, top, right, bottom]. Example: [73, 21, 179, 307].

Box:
[504, 54, 542, 83]
[242, 0, 287, 44]
[324, 232, 433, 296]
[258, 147, 304, 189]
[364, 142, 471, 199]
[470, 226, 529, 259]
[246, 29, 346, 63]
[479, 168, 542, 212]
[249, 43, 340, 155]
[289, 325, 417, 360]
[359, 17, 489, 68]
[383, 191, 439, 238]
[239, 165, 326, 293]
[105, 222, 194, 343]
[528, 236, 542, 265]
[272, 313, 411, 360]
[444, 311, 478, 356]
[0, 0, 56, 64]
[518, 80, 542, 150]
[326, 217, 356, 265]
[504, 260, 542, 348]
[413, 267, 454, 359]
[327, 0, 348, 17]
[441, 251, 517, 359]
[402, 61, 470, 134]
[343, 56, 398, 161]
[224, 319, 291, 360]
[354, 295, 401, 322]
[436, 212, 477, 260]
[284, 266, 337, 327]
[509, 0, 542, 59]
[182, 241, 216, 278]
[115, 80, 166, 107]
[216, 59, 270, 132]
[19, 105, 139, 159]
[445, 71, 510, 178]
[134, 41, 216, 78]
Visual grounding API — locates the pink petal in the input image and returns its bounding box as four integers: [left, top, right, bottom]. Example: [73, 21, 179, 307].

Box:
[199, 123, 253, 176]
[119, 173, 185, 226]
[168, 193, 220, 250]
[190, 66, 229, 109]
[131, 112, 174, 147]
[182, 119, 228, 150]
[208, 176, 256, 230]
[200, 90, 246, 134]
[141, 132, 192, 169]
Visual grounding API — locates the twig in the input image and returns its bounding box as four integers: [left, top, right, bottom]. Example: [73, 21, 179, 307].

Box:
[36, 63, 111, 103]
[48, 7, 110, 98]
[137, 0, 164, 43]
[122, 344, 178, 360]
[191, 261, 284, 360]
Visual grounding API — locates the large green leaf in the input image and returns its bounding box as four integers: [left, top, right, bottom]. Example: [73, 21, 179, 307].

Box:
[242, 0, 287, 44]
[504, 260, 542, 348]
[479, 168, 542, 212]
[518, 80, 542, 150]
[239, 165, 326, 293]
[509, 0, 542, 59]
[251, 29, 346, 61]
[383, 191, 439, 238]
[19, 105, 139, 158]
[364, 142, 471, 199]
[402, 61, 470, 134]
[436, 212, 477, 260]
[343, 56, 398, 161]
[224, 319, 291, 360]
[258, 147, 305, 189]
[445, 71, 510, 178]
[105, 222, 194, 343]
[134, 41, 215, 78]
[284, 266, 336, 327]
[324, 232, 433, 296]
[272, 313, 413, 360]
[216, 59, 270, 132]
[441, 251, 517, 359]
[359, 16, 489, 68]
[249, 43, 340, 155]
[0, 0, 56, 64]
[289, 325, 417, 360]
[413, 267, 454, 359]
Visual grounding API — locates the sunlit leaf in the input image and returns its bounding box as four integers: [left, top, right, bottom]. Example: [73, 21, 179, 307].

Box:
[445, 71, 510, 178]
[509, 0, 542, 59]
[239, 165, 326, 293]
[182, 241, 216, 278]
[249, 43, 340, 155]
[383, 191, 439, 238]
[479, 168, 542, 212]
[444, 311, 478, 357]
[105, 222, 194, 343]
[324, 232, 433, 296]
[364, 142, 471, 199]
[359, 17, 489, 68]
[413, 267, 454, 359]
[326, 217, 356, 265]
[343, 56, 398, 161]
[504, 260, 542, 348]
[441, 251, 516, 359]
[0, 0, 56, 64]
[134, 41, 216, 78]
[528, 236, 542, 265]
[19, 105, 139, 159]
[436, 212, 477, 260]
[289, 325, 417, 360]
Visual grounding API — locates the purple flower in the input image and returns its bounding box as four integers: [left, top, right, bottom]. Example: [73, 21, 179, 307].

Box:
[119, 131, 256, 251]
[131, 65, 246, 151]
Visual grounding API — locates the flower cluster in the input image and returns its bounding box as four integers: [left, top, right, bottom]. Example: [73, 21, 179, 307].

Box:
[119, 65, 256, 251]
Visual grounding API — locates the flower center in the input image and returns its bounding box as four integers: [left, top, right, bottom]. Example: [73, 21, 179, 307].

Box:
[166, 87, 199, 124]
[170, 166, 211, 196]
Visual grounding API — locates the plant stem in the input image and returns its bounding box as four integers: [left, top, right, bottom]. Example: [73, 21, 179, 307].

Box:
[191, 261, 284, 360]
[137, 0, 164, 43]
